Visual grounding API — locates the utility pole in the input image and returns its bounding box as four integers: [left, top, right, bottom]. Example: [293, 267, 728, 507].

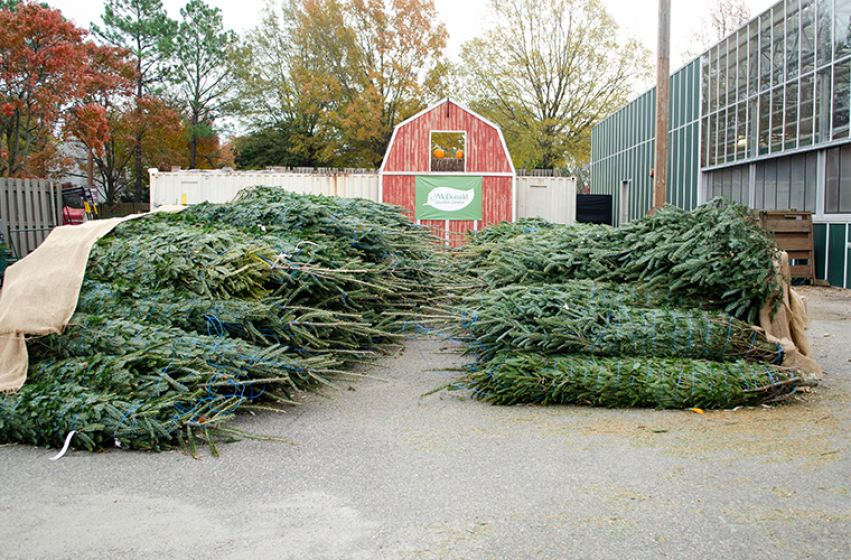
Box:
[87, 149, 94, 192]
[653, 0, 671, 212]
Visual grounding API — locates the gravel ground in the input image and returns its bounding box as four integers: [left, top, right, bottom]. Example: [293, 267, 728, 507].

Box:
[1, 286, 849, 560]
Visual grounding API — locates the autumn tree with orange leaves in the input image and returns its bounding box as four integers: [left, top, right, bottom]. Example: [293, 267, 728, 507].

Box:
[233, 0, 448, 169]
[0, 2, 133, 178]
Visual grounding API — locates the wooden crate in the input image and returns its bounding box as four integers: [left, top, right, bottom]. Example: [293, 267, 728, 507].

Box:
[758, 211, 815, 281]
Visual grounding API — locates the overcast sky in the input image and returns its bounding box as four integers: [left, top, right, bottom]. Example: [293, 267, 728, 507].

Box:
[46, 0, 779, 76]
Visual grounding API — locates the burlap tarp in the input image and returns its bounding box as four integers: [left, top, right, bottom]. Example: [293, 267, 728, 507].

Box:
[758, 251, 821, 375]
[0, 207, 184, 392]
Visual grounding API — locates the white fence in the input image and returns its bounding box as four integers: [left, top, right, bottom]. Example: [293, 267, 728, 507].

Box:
[0, 178, 62, 256]
[149, 169, 380, 207]
[515, 176, 577, 225]
[149, 169, 577, 225]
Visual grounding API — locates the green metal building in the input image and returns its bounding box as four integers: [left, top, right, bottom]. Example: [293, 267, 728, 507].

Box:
[591, 0, 851, 288]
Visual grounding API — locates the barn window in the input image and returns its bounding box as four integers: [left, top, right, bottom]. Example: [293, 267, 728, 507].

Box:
[430, 131, 466, 172]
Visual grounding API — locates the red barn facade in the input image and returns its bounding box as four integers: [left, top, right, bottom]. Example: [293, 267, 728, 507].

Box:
[379, 98, 515, 245]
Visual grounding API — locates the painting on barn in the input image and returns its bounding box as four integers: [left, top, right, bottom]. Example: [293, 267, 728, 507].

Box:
[379, 98, 515, 245]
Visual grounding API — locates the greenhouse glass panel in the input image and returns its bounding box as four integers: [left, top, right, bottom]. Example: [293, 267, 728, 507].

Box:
[771, 86, 786, 151]
[709, 112, 718, 165]
[832, 58, 851, 139]
[785, 81, 799, 149]
[727, 109, 738, 162]
[738, 29, 749, 101]
[801, 0, 816, 73]
[737, 102, 748, 159]
[834, 0, 851, 60]
[749, 97, 760, 157]
[701, 116, 709, 167]
[787, 0, 801, 80]
[816, 67, 832, 141]
[728, 38, 738, 107]
[773, 6, 787, 87]
[800, 73, 815, 145]
[719, 41, 729, 109]
[702, 54, 710, 116]
[749, 20, 760, 96]
[710, 47, 720, 112]
[761, 12, 773, 91]
[759, 91, 771, 154]
[817, 0, 833, 68]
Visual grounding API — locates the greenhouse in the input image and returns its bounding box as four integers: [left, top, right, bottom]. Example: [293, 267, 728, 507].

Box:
[591, 0, 851, 288]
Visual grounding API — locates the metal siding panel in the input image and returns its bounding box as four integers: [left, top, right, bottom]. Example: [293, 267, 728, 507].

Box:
[827, 223, 846, 286]
[813, 222, 827, 280]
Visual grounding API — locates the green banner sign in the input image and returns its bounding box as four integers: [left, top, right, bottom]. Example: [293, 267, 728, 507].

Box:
[415, 176, 483, 220]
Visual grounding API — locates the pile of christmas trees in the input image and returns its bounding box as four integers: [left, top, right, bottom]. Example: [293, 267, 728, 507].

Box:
[0, 188, 446, 452]
[445, 199, 813, 409]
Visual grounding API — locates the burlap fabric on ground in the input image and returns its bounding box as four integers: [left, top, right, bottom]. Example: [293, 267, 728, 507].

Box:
[758, 252, 821, 375]
[0, 207, 184, 392]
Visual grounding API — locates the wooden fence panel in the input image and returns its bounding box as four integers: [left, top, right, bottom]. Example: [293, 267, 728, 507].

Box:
[0, 178, 61, 256]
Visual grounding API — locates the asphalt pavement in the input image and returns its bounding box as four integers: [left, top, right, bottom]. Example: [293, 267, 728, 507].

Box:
[1, 286, 849, 559]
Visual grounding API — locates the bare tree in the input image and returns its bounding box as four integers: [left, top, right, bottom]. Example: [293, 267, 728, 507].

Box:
[459, 0, 652, 170]
[684, 0, 751, 59]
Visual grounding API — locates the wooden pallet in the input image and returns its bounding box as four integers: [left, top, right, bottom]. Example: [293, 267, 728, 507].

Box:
[758, 211, 815, 281]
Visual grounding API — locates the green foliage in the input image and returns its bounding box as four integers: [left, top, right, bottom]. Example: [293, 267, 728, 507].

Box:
[462, 199, 783, 324]
[1, 188, 448, 452]
[172, 0, 239, 168]
[441, 199, 805, 409]
[452, 282, 782, 364]
[230, 0, 449, 168]
[91, 0, 178, 201]
[91, 0, 177, 94]
[232, 123, 327, 169]
[466, 353, 804, 409]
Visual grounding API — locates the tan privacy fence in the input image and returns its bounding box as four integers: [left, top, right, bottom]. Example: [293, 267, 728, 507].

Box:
[0, 178, 62, 256]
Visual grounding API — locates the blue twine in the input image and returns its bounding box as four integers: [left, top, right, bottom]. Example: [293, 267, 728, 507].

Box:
[721, 315, 733, 356]
[589, 307, 611, 352]
[651, 310, 658, 353]
[630, 358, 637, 388]
[113, 403, 144, 442]
[773, 343, 784, 365]
[709, 363, 713, 393]
[77, 319, 91, 352]
[704, 317, 711, 357]
[763, 365, 776, 385]
[687, 315, 693, 353]
[746, 329, 758, 355]
[691, 362, 696, 396]
[662, 310, 675, 358]
[734, 362, 751, 391]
